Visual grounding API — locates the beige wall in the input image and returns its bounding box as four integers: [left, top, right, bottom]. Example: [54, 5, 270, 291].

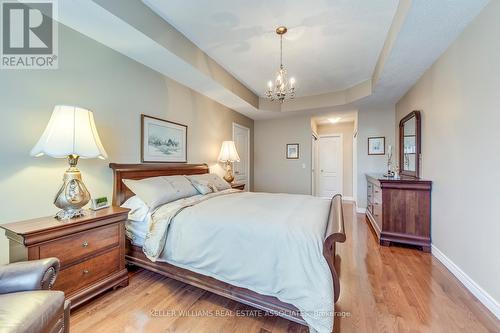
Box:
[396, 0, 500, 308]
[254, 115, 312, 194]
[0, 25, 253, 264]
[356, 107, 396, 209]
[317, 122, 355, 198]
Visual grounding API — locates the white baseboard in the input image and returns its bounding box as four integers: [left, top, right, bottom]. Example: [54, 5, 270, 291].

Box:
[431, 245, 500, 319]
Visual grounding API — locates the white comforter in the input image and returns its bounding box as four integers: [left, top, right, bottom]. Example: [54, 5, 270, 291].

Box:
[145, 190, 334, 333]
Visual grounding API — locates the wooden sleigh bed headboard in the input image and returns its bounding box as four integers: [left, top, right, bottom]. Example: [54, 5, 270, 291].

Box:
[109, 163, 209, 206]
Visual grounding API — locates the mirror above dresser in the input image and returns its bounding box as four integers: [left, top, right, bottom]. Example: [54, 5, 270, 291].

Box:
[399, 110, 421, 178]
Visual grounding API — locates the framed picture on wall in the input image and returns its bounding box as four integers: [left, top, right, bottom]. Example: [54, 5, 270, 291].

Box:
[141, 114, 187, 163]
[286, 143, 300, 159]
[368, 136, 385, 155]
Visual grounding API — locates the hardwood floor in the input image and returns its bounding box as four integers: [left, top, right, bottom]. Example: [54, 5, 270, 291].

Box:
[71, 202, 500, 332]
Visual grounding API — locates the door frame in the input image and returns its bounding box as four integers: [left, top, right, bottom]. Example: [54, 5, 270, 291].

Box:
[311, 133, 318, 196]
[232, 122, 250, 190]
[317, 134, 343, 198]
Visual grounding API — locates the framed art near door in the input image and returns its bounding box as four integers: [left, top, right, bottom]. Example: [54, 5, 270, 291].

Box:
[286, 143, 299, 159]
[368, 137, 385, 155]
[141, 114, 187, 163]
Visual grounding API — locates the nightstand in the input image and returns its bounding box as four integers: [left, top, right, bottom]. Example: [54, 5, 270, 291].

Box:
[0, 207, 129, 309]
[231, 183, 245, 190]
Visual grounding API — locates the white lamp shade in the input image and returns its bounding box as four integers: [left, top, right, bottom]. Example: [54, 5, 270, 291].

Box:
[218, 141, 240, 162]
[30, 105, 108, 159]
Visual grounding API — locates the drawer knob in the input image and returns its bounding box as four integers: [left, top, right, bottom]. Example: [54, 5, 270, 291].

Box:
[82, 269, 90, 275]
[82, 241, 89, 248]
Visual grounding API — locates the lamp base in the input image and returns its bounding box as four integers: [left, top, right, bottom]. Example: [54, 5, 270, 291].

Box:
[55, 208, 87, 220]
[53, 155, 91, 220]
[223, 161, 235, 183]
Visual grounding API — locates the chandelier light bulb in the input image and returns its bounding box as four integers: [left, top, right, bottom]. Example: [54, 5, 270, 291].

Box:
[268, 81, 273, 88]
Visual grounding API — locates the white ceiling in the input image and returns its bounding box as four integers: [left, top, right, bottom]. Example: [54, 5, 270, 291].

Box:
[313, 111, 357, 126]
[57, 0, 490, 120]
[143, 0, 399, 98]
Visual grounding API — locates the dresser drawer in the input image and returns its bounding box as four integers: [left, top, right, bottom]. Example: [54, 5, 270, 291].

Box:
[39, 223, 119, 267]
[373, 186, 382, 204]
[54, 247, 120, 296]
[373, 204, 382, 229]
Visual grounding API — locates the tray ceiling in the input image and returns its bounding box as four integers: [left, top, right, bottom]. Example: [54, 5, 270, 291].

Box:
[143, 0, 399, 98]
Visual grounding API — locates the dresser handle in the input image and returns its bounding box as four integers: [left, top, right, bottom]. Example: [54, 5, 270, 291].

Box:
[375, 190, 380, 194]
[82, 269, 90, 275]
[82, 241, 89, 248]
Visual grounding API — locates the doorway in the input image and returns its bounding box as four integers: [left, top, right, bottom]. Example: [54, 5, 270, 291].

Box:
[232, 123, 250, 191]
[317, 134, 343, 198]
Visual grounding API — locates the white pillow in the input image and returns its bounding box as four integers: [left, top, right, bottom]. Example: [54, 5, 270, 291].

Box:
[187, 173, 231, 191]
[122, 175, 198, 210]
[190, 179, 218, 195]
[120, 195, 149, 222]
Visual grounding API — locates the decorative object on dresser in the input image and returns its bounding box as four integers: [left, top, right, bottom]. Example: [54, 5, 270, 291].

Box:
[0, 207, 130, 309]
[141, 114, 187, 163]
[367, 136, 385, 155]
[399, 110, 421, 178]
[230, 183, 245, 190]
[385, 145, 395, 177]
[218, 140, 240, 183]
[286, 143, 299, 159]
[30, 105, 108, 219]
[365, 174, 432, 252]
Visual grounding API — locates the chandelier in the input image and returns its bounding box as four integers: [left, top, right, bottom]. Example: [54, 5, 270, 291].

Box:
[266, 26, 296, 103]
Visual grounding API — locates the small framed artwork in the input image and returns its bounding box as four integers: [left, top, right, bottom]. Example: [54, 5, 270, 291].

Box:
[368, 136, 385, 155]
[286, 143, 299, 159]
[141, 114, 187, 163]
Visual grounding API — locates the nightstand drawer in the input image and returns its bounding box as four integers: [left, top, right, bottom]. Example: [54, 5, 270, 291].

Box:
[39, 223, 119, 267]
[54, 247, 120, 296]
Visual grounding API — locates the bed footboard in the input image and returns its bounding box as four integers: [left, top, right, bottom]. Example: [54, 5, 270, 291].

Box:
[323, 194, 346, 303]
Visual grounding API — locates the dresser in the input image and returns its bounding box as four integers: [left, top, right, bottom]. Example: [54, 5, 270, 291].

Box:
[1, 207, 129, 308]
[365, 174, 432, 252]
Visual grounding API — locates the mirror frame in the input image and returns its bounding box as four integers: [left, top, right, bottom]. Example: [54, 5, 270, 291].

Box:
[399, 110, 421, 178]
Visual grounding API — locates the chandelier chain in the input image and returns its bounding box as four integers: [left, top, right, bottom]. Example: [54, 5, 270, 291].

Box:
[280, 34, 283, 68]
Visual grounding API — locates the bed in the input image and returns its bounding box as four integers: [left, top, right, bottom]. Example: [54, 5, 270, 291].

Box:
[109, 163, 345, 332]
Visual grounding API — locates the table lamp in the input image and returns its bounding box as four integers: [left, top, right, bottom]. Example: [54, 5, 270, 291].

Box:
[30, 105, 108, 219]
[218, 141, 240, 183]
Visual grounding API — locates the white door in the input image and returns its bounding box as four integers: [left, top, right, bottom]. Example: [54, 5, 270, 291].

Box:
[318, 135, 342, 198]
[232, 123, 250, 190]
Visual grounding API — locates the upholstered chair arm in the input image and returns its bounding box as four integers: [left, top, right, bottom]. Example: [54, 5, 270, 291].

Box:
[0, 258, 60, 294]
